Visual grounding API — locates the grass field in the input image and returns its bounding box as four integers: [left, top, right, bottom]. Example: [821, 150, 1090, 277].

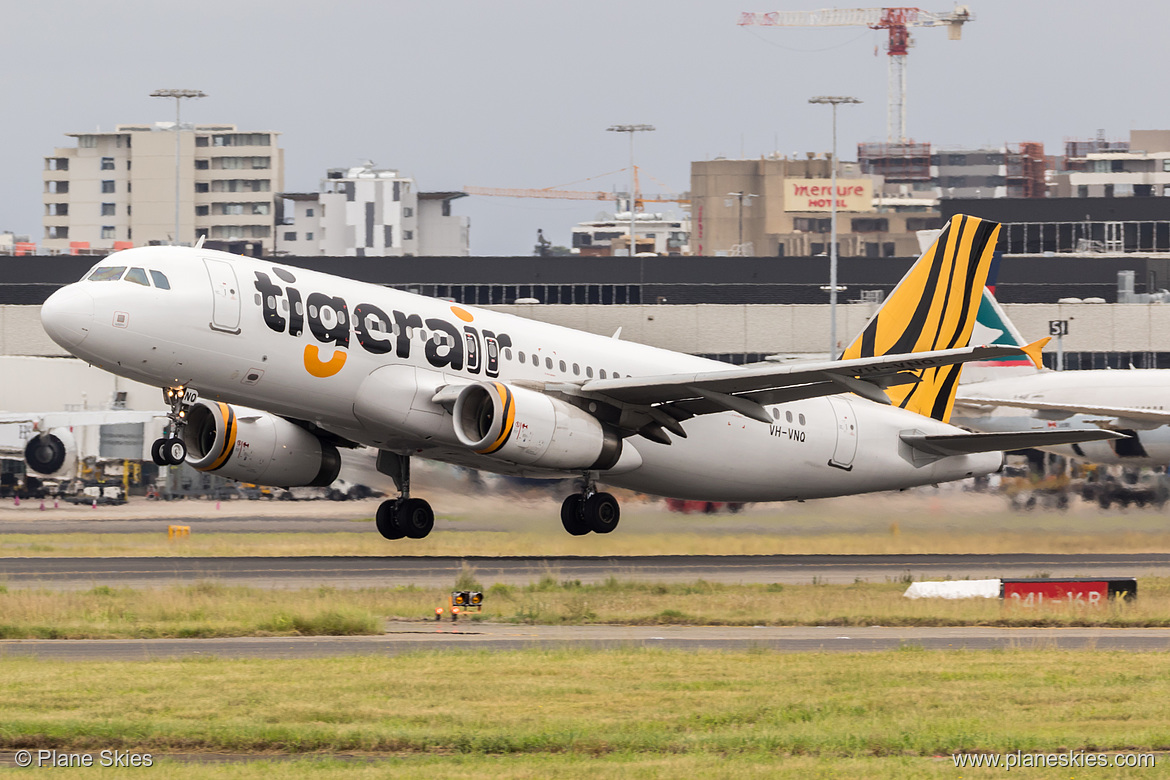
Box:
[0, 576, 1167, 639]
[1, 649, 1165, 777]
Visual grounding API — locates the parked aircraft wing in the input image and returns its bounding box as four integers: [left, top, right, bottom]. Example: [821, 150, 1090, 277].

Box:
[900, 429, 1127, 458]
[951, 397, 1170, 426]
[0, 411, 165, 430]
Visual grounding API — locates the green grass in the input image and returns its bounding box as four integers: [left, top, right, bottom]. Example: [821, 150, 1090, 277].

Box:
[1, 649, 1168, 764]
[0, 578, 1167, 639]
[21, 754, 1163, 779]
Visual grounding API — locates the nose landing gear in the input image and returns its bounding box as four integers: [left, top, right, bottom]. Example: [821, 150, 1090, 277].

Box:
[151, 386, 196, 466]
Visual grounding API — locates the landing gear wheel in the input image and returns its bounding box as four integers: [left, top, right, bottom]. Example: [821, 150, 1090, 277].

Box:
[164, 437, 187, 466]
[561, 494, 590, 536]
[376, 500, 406, 540]
[583, 492, 620, 534]
[150, 438, 168, 467]
[398, 497, 435, 539]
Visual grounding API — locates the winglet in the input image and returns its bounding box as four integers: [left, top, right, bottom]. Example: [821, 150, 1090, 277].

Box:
[1020, 337, 1050, 369]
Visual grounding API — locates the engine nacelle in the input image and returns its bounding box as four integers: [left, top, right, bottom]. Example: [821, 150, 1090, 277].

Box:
[182, 401, 340, 487]
[452, 382, 621, 471]
[24, 428, 77, 476]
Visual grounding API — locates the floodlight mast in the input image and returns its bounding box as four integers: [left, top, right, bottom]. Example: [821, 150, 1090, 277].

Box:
[606, 124, 655, 257]
[150, 89, 207, 246]
[809, 96, 861, 359]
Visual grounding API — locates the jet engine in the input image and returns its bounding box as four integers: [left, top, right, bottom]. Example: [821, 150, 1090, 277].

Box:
[451, 382, 621, 471]
[181, 401, 340, 487]
[24, 428, 78, 476]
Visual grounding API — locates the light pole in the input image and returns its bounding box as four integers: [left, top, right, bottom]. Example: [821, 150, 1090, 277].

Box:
[809, 96, 860, 359]
[726, 192, 757, 254]
[150, 88, 206, 245]
[606, 124, 655, 257]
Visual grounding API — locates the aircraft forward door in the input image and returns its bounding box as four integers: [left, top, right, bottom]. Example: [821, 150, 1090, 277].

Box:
[826, 396, 857, 471]
[203, 258, 241, 334]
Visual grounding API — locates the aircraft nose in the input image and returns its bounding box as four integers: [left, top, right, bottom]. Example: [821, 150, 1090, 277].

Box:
[41, 284, 94, 349]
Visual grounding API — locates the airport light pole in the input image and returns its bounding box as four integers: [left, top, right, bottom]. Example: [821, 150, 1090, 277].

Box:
[809, 96, 860, 358]
[606, 124, 655, 257]
[151, 88, 206, 246]
[726, 192, 757, 254]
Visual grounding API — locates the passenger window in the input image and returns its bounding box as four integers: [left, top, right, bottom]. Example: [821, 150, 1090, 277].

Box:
[124, 268, 149, 286]
[572, 363, 580, 376]
[559, 360, 567, 373]
[785, 411, 793, 423]
[87, 266, 126, 282]
[545, 357, 553, 369]
[532, 353, 539, 366]
[599, 369, 607, 379]
[149, 270, 171, 290]
[798, 414, 806, 425]
[519, 351, 526, 363]
[586, 366, 593, 378]
[504, 348, 512, 361]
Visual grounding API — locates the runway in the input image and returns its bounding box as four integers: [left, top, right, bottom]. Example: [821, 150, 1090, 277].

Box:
[2, 553, 1168, 589]
[2, 624, 1169, 660]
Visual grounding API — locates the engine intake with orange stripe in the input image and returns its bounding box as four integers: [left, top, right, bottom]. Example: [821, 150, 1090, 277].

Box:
[451, 382, 622, 471]
[182, 400, 340, 487]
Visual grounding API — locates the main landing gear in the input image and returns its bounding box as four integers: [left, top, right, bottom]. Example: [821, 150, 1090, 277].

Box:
[151, 386, 197, 467]
[374, 451, 435, 541]
[560, 473, 620, 536]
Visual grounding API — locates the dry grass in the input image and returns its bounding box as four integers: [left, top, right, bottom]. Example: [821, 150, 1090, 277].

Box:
[0, 577, 1168, 639]
[6, 486, 1170, 556]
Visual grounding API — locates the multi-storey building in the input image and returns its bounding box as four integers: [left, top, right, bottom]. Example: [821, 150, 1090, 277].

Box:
[690, 155, 938, 257]
[42, 123, 283, 255]
[276, 164, 470, 256]
[1052, 130, 1170, 198]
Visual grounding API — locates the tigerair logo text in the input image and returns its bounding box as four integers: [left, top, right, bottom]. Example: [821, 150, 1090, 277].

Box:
[254, 270, 513, 378]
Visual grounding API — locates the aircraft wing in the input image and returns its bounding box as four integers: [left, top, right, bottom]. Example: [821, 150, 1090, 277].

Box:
[0, 410, 166, 430]
[952, 396, 1170, 427]
[579, 344, 1045, 425]
[901, 429, 1127, 458]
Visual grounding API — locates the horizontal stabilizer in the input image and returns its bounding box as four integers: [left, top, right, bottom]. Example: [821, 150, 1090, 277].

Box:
[900, 429, 1127, 458]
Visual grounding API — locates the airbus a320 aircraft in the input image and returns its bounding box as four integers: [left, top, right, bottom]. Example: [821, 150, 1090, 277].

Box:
[38, 215, 1119, 540]
[954, 288, 1170, 466]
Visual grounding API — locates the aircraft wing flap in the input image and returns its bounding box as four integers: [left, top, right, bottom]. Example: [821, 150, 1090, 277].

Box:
[952, 396, 1170, 425]
[901, 429, 1127, 458]
[582, 344, 1036, 408]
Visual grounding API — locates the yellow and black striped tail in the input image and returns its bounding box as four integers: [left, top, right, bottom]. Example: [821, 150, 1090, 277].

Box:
[840, 214, 1001, 423]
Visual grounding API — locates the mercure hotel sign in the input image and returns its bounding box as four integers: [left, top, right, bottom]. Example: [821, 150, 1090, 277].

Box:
[784, 179, 873, 212]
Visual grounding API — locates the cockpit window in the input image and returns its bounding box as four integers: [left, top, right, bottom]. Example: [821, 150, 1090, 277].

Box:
[87, 266, 126, 282]
[149, 270, 171, 290]
[125, 267, 150, 286]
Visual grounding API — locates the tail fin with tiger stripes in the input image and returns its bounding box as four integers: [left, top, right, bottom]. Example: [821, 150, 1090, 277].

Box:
[840, 214, 1000, 422]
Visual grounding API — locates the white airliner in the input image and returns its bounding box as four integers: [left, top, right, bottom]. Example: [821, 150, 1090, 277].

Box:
[954, 289, 1170, 466]
[37, 215, 1119, 539]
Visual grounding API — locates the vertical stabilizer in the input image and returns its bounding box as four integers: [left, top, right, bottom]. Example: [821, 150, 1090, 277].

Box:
[840, 214, 1000, 422]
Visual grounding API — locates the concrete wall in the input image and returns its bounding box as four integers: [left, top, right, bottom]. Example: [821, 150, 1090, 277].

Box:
[7, 301, 1170, 365]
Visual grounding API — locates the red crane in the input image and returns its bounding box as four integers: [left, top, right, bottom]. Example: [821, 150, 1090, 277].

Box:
[738, 6, 973, 142]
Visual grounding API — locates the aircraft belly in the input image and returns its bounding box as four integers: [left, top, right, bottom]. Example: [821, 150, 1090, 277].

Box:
[610, 404, 1002, 502]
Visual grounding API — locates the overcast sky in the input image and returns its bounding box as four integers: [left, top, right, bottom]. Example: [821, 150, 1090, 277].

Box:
[4, 1, 1167, 256]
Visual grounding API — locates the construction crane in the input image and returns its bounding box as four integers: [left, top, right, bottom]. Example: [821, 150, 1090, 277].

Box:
[465, 168, 689, 209]
[738, 6, 973, 143]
